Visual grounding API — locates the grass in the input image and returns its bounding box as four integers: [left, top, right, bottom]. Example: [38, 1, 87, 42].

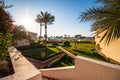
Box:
[63, 42, 108, 62]
[48, 47, 62, 53]
[43, 54, 74, 68]
[22, 46, 62, 61]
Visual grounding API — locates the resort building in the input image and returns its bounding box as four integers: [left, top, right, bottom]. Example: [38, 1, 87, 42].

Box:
[15, 32, 38, 47]
[16, 39, 30, 47]
[28, 31, 38, 43]
[95, 31, 120, 63]
[77, 37, 94, 42]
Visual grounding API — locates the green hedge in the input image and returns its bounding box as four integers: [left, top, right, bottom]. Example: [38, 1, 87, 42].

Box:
[16, 43, 45, 51]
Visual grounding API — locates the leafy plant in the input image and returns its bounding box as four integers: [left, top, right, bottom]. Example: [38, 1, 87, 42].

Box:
[0, 7, 13, 61]
[63, 41, 71, 48]
[0, 32, 12, 61]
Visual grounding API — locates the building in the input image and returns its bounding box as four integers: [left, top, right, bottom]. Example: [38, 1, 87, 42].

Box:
[15, 31, 38, 47]
[95, 31, 120, 63]
[28, 32, 38, 43]
[16, 39, 30, 47]
[77, 37, 94, 42]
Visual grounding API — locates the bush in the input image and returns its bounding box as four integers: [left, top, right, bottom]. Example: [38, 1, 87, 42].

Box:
[52, 42, 58, 45]
[0, 33, 12, 61]
[16, 43, 44, 51]
[63, 41, 71, 48]
[0, 7, 13, 61]
[50, 54, 74, 67]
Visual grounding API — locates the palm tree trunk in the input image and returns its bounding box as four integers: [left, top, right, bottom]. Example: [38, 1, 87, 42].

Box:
[75, 41, 77, 48]
[39, 23, 42, 42]
[45, 24, 47, 42]
[44, 24, 47, 49]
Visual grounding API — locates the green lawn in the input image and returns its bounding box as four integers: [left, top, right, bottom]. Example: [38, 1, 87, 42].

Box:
[63, 42, 107, 62]
[22, 46, 62, 61]
[49, 54, 74, 68]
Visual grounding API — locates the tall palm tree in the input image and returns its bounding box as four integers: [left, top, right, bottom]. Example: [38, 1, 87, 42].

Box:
[37, 11, 55, 42]
[35, 15, 44, 41]
[79, 0, 120, 45]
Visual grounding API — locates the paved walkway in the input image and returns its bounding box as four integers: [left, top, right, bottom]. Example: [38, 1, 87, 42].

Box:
[57, 46, 76, 58]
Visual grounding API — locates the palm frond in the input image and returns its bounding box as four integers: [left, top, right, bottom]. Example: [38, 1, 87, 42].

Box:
[80, 6, 106, 22]
[79, 0, 120, 45]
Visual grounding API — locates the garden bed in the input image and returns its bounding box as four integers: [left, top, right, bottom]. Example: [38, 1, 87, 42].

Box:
[0, 55, 14, 78]
[21, 46, 63, 61]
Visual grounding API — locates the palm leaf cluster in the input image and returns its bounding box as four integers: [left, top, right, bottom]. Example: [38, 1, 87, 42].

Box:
[13, 25, 27, 40]
[80, 0, 120, 45]
[35, 11, 55, 41]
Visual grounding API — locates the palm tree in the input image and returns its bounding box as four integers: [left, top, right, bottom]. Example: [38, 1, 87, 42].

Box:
[35, 14, 44, 42]
[74, 34, 82, 48]
[36, 11, 55, 43]
[13, 25, 27, 43]
[79, 0, 120, 45]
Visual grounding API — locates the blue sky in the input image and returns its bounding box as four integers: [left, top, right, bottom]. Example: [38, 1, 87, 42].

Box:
[5, 0, 100, 37]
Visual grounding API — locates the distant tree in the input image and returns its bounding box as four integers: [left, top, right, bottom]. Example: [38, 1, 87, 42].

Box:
[13, 25, 27, 42]
[75, 34, 82, 40]
[64, 34, 67, 39]
[64, 41, 71, 48]
[74, 34, 82, 48]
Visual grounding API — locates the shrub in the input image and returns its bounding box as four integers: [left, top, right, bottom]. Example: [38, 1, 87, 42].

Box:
[63, 41, 71, 48]
[52, 42, 59, 46]
[16, 43, 44, 51]
[0, 33, 12, 61]
[0, 7, 13, 61]
[50, 54, 74, 67]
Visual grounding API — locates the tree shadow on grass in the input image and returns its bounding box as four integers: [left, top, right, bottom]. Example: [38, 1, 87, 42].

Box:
[72, 49, 107, 61]
[72, 49, 93, 57]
